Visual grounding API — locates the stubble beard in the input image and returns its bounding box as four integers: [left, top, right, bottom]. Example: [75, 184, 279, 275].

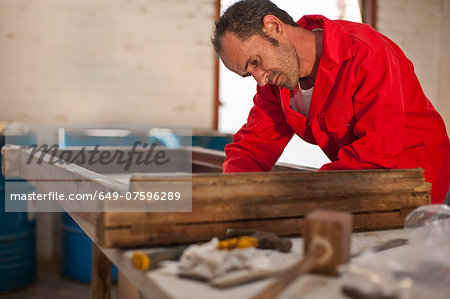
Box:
[276, 42, 301, 90]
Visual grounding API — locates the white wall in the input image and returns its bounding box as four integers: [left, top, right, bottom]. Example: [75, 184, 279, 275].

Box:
[0, 0, 216, 128]
[0, 0, 447, 132]
[0, 0, 217, 262]
[438, 0, 450, 133]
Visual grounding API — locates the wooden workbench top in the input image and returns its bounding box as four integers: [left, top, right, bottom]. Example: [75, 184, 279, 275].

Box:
[70, 211, 412, 299]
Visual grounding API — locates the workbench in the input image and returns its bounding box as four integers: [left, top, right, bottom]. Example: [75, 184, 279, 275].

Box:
[70, 209, 417, 299]
[2, 144, 434, 298]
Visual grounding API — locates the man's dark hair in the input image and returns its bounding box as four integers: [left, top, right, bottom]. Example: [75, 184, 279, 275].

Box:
[211, 0, 299, 55]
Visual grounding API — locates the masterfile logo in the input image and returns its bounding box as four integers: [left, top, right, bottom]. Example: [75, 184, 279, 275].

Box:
[3, 123, 193, 213]
[26, 141, 170, 171]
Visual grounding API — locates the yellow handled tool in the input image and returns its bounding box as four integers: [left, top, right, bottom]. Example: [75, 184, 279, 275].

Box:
[217, 236, 259, 250]
[223, 229, 293, 253]
[132, 244, 190, 271]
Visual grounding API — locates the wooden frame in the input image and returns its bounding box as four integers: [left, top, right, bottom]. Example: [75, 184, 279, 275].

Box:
[2, 145, 431, 249]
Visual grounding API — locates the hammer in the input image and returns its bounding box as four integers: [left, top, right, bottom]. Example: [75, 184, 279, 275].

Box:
[251, 209, 353, 299]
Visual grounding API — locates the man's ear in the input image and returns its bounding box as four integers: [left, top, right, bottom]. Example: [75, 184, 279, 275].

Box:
[262, 15, 283, 36]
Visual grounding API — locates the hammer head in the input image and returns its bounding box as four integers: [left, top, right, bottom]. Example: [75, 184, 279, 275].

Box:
[302, 209, 353, 275]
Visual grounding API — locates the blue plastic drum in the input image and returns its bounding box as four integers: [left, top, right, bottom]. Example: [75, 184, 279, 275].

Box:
[61, 213, 117, 282]
[0, 134, 37, 293]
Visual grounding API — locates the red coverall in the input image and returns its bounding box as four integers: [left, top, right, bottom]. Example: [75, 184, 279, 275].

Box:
[223, 15, 450, 204]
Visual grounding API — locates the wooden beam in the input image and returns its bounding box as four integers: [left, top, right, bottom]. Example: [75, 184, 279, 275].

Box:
[212, 0, 221, 129]
[98, 209, 410, 248]
[118, 271, 140, 299]
[101, 193, 429, 227]
[91, 243, 112, 299]
[360, 0, 377, 29]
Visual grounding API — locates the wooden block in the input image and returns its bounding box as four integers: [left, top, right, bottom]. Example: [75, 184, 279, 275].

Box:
[251, 210, 353, 299]
[302, 210, 353, 275]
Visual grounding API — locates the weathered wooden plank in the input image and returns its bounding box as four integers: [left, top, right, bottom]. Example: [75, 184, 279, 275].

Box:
[98, 210, 409, 248]
[130, 169, 431, 205]
[352, 209, 413, 231]
[101, 192, 429, 227]
[100, 218, 304, 248]
[191, 147, 226, 167]
[192, 159, 223, 173]
[191, 147, 314, 172]
[2, 145, 130, 213]
[103, 168, 430, 248]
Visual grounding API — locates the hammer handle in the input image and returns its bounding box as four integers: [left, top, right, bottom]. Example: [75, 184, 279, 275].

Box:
[251, 244, 326, 299]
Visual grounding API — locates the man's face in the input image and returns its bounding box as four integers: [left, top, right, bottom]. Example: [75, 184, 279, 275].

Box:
[220, 31, 300, 90]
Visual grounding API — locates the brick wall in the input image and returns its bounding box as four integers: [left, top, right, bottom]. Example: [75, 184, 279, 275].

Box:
[0, 0, 216, 128]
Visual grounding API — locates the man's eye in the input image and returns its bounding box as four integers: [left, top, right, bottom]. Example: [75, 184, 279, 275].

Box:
[252, 59, 258, 66]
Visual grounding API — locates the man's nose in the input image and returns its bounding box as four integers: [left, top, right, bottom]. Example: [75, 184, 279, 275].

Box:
[252, 68, 269, 86]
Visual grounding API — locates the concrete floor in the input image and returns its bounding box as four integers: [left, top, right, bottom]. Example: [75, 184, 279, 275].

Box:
[1, 261, 117, 299]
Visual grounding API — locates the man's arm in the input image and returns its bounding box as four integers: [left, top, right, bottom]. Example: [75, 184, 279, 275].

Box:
[223, 85, 294, 173]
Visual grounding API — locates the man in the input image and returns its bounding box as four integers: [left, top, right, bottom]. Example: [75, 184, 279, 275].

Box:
[211, 0, 450, 204]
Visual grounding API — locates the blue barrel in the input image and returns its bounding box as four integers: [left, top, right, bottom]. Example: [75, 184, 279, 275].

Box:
[0, 213, 36, 293]
[0, 134, 37, 293]
[60, 130, 126, 283]
[62, 213, 117, 283]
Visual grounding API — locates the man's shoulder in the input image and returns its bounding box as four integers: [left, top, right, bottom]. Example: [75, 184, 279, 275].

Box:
[334, 20, 394, 54]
